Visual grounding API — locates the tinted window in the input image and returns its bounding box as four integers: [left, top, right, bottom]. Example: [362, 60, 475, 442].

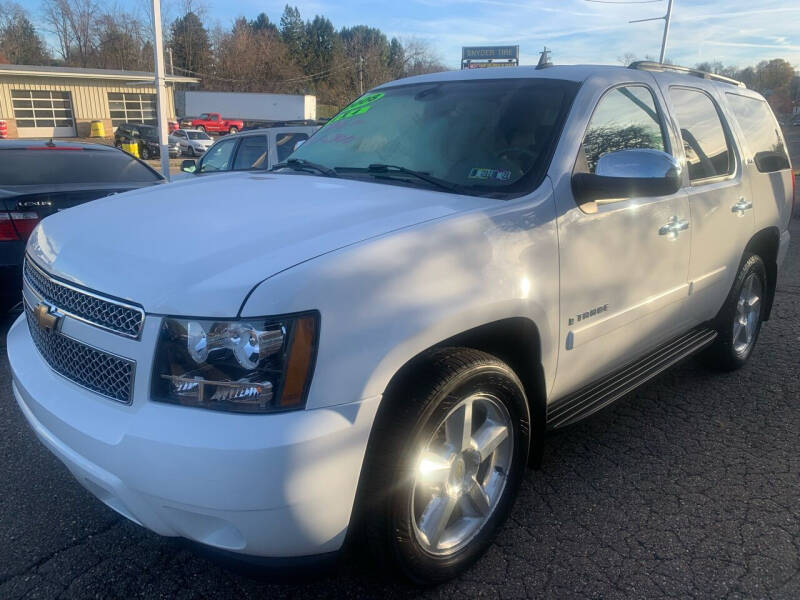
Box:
[0, 149, 162, 185]
[582, 86, 666, 173]
[669, 88, 732, 182]
[726, 94, 790, 173]
[290, 79, 578, 197]
[199, 139, 237, 172]
[233, 135, 268, 170]
[276, 133, 309, 162]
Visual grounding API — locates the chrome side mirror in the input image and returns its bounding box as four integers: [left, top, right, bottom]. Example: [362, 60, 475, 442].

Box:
[572, 149, 682, 204]
[181, 159, 197, 173]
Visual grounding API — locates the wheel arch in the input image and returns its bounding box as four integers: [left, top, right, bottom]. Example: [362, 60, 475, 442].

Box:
[381, 317, 547, 468]
[744, 226, 780, 321]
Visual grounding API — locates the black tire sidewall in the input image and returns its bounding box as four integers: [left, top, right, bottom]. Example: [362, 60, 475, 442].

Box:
[366, 352, 530, 584]
[709, 253, 767, 369]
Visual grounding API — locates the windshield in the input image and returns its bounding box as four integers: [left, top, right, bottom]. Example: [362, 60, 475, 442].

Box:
[187, 131, 210, 140]
[290, 78, 577, 197]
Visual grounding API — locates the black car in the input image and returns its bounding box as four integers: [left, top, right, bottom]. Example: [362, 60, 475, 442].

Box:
[114, 123, 180, 160]
[0, 140, 164, 313]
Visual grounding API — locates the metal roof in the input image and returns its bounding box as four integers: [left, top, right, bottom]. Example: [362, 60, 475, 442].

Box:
[0, 64, 199, 84]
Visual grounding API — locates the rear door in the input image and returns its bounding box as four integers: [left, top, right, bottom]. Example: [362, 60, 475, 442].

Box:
[665, 86, 754, 324]
[552, 83, 692, 399]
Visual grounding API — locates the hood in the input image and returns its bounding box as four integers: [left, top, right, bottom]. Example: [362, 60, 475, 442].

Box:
[27, 172, 492, 317]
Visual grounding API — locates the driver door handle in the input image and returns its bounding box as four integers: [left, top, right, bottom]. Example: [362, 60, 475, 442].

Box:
[659, 216, 689, 238]
[732, 197, 753, 215]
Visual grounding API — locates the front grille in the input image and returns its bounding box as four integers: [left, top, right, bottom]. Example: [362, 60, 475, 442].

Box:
[25, 303, 135, 403]
[24, 257, 144, 339]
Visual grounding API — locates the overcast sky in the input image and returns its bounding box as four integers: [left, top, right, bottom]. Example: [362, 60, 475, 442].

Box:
[30, 0, 800, 69]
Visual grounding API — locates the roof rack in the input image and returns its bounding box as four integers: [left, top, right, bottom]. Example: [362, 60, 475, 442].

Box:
[629, 61, 745, 88]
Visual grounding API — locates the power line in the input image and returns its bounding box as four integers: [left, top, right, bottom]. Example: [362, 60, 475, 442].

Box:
[172, 60, 359, 85]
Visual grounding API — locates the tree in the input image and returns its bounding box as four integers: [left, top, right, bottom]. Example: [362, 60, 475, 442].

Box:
[279, 5, 306, 67]
[169, 11, 211, 76]
[0, 3, 50, 65]
[250, 12, 277, 35]
[94, 11, 147, 70]
[41, 0, 97, 66]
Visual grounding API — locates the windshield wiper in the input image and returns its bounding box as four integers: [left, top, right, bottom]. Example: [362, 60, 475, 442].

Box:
[270, 158, 338, 177]
[336, 164, 460, 193]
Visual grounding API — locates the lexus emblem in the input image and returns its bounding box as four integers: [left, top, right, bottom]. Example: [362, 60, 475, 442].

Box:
[34, 303, 60, 332]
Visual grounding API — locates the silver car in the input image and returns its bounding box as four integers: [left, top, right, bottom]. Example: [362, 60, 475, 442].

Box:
[169, 129, 213, 157]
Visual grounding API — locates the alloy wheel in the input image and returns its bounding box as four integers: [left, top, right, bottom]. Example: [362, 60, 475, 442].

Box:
[411, 393, 513, 556]
[733, 272, 762, 356]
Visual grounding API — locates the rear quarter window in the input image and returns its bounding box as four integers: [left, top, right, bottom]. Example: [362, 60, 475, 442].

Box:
[726, 93, 790, 173]
[0, 149, 163, 185]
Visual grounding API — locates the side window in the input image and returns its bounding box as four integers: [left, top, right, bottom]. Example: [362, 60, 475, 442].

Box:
[199, 139, 237, 172]
[233, 135, 268, 170]
[726, 93, 790, 173]
[669, 88, 733, 182]
[276, 133, 309, 162]
[582, 85, 666, 173]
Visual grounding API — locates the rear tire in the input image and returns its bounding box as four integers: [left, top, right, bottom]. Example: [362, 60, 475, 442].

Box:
[197, 125, 206, 133]
[359, 348, 530, 584]
[229, 126, 238, 134]
[701, 253, 767, 371]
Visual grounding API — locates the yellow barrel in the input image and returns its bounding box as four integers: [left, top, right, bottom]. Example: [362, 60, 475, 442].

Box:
[121, 142, 139, 158]
[90, 120, 105, 138]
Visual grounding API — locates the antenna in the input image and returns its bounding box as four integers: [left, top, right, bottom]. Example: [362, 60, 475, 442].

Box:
[536, 47, 552, 69]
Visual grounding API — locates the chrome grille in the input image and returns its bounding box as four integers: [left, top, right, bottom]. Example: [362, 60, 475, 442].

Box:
[25, 302, 135, 404]
[24, 257, 144, 339]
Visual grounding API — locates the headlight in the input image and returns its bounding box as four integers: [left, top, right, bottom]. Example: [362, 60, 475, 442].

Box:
[151, 312, 318, 413]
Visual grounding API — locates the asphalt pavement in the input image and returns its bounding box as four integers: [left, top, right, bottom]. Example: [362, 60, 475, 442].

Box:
[1, 193, 799, 598]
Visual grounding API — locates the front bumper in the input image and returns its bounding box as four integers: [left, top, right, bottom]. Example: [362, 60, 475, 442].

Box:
[8, 314, 380, 557]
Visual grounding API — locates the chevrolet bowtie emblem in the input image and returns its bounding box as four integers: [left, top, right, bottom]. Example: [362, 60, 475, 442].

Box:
[34, 303, 60, 332]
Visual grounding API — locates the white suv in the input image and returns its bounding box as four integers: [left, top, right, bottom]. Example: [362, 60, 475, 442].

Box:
[8, 63, 794, 583]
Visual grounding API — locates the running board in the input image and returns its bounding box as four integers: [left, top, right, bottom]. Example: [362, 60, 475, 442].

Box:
[547, 327, 717, 430]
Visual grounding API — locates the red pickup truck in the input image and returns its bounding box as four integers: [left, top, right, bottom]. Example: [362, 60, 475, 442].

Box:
[187, 113, 244, 135]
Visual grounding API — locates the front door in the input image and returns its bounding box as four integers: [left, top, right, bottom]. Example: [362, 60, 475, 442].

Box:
[552, 84, 692, 400]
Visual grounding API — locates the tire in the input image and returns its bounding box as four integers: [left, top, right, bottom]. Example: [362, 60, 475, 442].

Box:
[140, 145, 149, 160]
[189, 146, 196, 157]
[701, 253, 767, 371]
[359, 347, 530, 584]
[197, 125, 206, 133]
[229, 126, 238, 135]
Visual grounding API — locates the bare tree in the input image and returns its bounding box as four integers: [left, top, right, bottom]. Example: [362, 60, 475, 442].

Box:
[41, 0, 98, 66]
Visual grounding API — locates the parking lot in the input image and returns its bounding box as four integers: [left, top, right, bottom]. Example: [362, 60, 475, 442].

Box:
[0, 220, 798, 597]
[1, 117, 799, 598]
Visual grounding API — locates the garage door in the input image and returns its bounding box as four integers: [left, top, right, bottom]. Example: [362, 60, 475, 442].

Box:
[11, 90, 76, 137]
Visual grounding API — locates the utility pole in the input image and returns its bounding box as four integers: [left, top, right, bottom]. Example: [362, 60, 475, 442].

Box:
[167, 47, 174, 76]
[151, 0, 170, 181]
[630, 0, 675, 64]
[358, 56, 364, 95]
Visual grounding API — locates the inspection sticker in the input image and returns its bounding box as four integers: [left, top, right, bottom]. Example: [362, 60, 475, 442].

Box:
[468, 168, 512, 181]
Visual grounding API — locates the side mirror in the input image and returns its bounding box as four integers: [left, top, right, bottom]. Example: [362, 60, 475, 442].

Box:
[572, 149, 682, 204]
[181, 159, 197, 173]
[293, 139, 306, 151]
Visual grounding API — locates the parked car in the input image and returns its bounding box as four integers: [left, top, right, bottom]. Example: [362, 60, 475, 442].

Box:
[169, 129, 214, 157]
[114, 123, 180, 160]
[0, 140, 163, 313]
[7, 63, 794, 583]
[175, 125, 318, 179]
[187, 112, 244, 135]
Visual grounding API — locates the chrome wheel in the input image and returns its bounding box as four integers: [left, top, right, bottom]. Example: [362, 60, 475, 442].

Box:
[411, 393, 513, 556]
[733, 272, 762, 356]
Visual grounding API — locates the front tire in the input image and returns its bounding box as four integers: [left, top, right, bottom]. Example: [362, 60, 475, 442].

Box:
[359, 348, 530, 584]
[140, 145, 150, 160]
[702, 253, 767, 371]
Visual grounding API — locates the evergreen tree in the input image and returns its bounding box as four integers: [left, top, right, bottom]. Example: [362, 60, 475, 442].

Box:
[170, 11, 212, 76]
